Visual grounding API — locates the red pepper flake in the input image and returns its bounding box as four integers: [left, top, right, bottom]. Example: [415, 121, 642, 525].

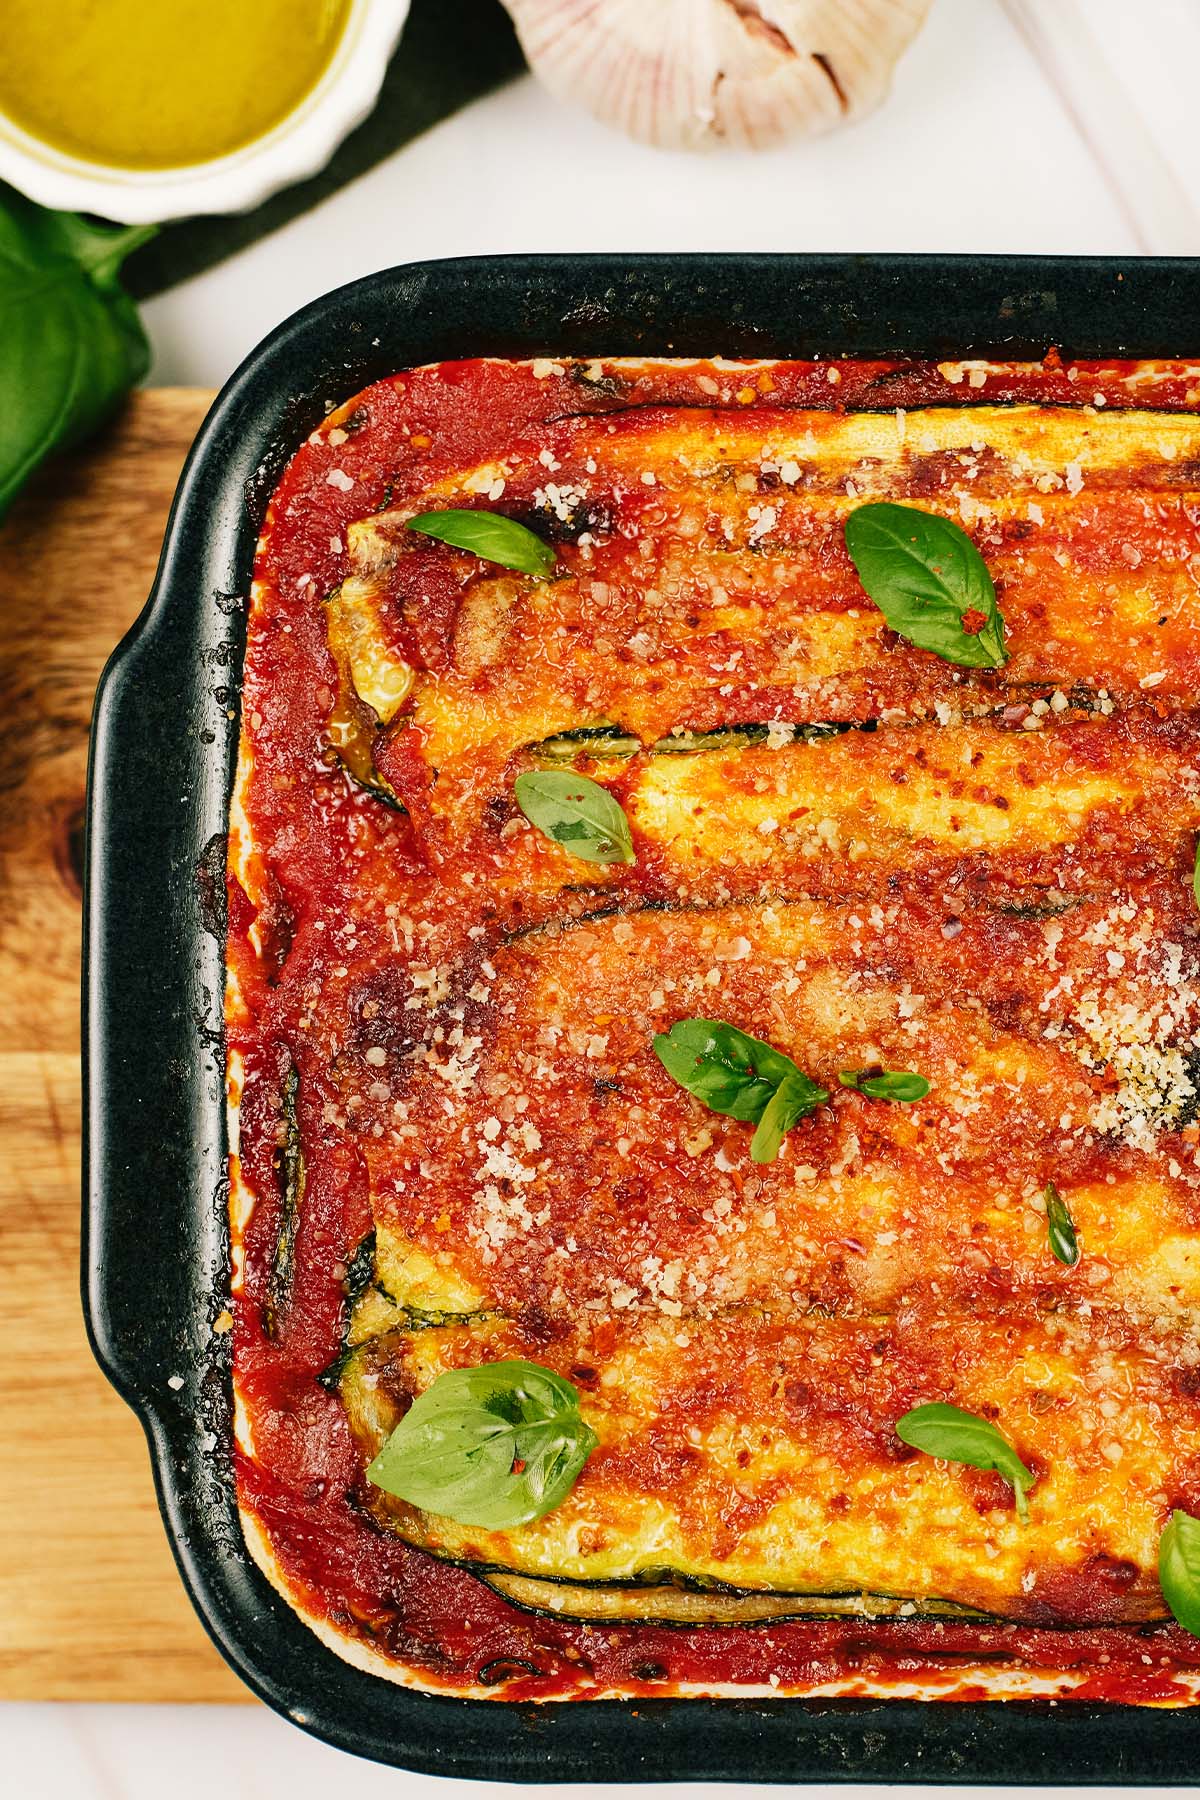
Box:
[511, 1457, 527, 1475]
[960, 608, 988, 635]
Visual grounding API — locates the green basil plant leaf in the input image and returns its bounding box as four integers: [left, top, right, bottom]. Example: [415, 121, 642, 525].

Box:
[514, 770, 635, 865]
[653, 1018, 828, 1163]
[896, 1401, 1036, 1523]
[366, 1359, 597, 1530]
[407, 507, 557, 577]
[844, 501, 1009, 669]
[1160, 1509, 1200, 1637]
[838, 1068, 930, 1103]
[750, 1069, 828, 1164]
[0, 186, 156, 521]
[1043, 1179, 1080, 1268]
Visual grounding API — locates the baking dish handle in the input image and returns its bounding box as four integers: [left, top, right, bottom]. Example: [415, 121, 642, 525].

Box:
[82, 451, 246, 1408]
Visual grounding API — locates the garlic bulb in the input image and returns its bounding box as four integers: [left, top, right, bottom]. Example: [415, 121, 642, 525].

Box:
[503, 0, 932, 151]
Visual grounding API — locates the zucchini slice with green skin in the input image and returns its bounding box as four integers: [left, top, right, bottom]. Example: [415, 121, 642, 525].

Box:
[526, 721, 857, 763]
[320, 1283, 492, 1390]
[316, 1218, 498, 1392]
[530, 723, 642, 762]
[342, 1227, 378, 1313]
[372, 1217, 490, 1319]
[263, 1060, 304, 1339]
[483, 1570, 994, 1626]
[323, 584, 410, 808]
[316, 1229, 384, 1390]
[337, 1334, 404, 1450]
[318, 1232, 442, 1391]
[340, 1336, 1005, 1627]
[336, 1324, 972, 1595]
[334, 1313, 1177, 1618]
[328, 579, 414, 722]
[648, 722, 853, 753]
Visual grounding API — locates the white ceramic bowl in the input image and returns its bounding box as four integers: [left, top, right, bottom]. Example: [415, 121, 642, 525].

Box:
[0, 0, 412, 224]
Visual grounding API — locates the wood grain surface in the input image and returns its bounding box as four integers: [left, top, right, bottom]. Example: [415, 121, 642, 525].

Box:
[0, 389, 250, 1702]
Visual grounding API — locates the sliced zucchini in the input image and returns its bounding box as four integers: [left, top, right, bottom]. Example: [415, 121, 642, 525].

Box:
[331, 1220, 492, 1369]
[373, 1218, 490, 1318]
[328, 579, 414, 723]
[338, 1335, 406, 1449]
[649, 722, 853, 753]
[530, 723, 642, 762]
[317, 1232, 464, 1388]
[525, 720, 858, 763]
[342, 1227, 378, 1313]
[483, 1570, 992, 1625]
[323, 582, 411, 807]
[332, 1308, 1181, 1622]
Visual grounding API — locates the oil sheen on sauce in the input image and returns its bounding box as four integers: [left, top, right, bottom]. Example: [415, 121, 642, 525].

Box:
[0, 0, 351, 170]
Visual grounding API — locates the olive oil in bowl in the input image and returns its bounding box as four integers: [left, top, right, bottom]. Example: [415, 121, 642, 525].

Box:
[0, 0, 352, 170]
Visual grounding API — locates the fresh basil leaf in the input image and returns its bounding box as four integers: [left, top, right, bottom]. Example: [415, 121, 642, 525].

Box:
[1160, 1509, 1200, 1637]
[896, 1401, 1035, 1523]
[653, 1018, 828, 1163]
[514, 770, 634, 865]
[844, 502, 1009, 669]
[750, 1069, 827, 1163]
[0, 186, 156, 521]
[366, 1359, 597, 1530]
[838, 1068, 930, 1103]
[1043, 1179, 1080, 1268]
[406, 507, 556, 577]
[654, 1019, 798, 1118]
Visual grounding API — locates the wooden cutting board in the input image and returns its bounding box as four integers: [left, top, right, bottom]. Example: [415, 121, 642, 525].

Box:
[0, 389, 250, 1702]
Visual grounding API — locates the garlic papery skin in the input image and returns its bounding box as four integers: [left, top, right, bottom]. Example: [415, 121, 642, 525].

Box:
[502, 0, 933, 152]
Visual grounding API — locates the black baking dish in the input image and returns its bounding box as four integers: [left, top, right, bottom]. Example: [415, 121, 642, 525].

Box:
[84, 253, 1200, 1782]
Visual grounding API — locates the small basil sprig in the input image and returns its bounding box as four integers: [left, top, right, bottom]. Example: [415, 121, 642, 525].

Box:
[0, 187, 156, 520]
[1043, 1179, 1080, 1268]
[1160, 1510, 1200, 1637]
[839, 1068, 930, 1103]
[751, 1071, 829, 1164]
[844, 502, 1009, 669]
[514, 770, 634, 865]
[366, 1359, 597, 1530]
[653, 1019, 828, 1164]
[896, 1402, 1036, 1522]
[407, 508, 556, 577]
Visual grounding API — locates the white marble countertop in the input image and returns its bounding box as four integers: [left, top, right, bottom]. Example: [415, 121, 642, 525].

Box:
[14, 0, 1200, 1792]
[142, 0, 1200, 389]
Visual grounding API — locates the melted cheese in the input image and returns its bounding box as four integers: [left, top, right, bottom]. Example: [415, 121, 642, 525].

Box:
[342, 1308, 1199, 1621]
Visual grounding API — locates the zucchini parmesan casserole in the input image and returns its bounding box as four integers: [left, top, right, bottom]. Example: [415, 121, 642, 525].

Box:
[227, 354, 1200, 1702]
